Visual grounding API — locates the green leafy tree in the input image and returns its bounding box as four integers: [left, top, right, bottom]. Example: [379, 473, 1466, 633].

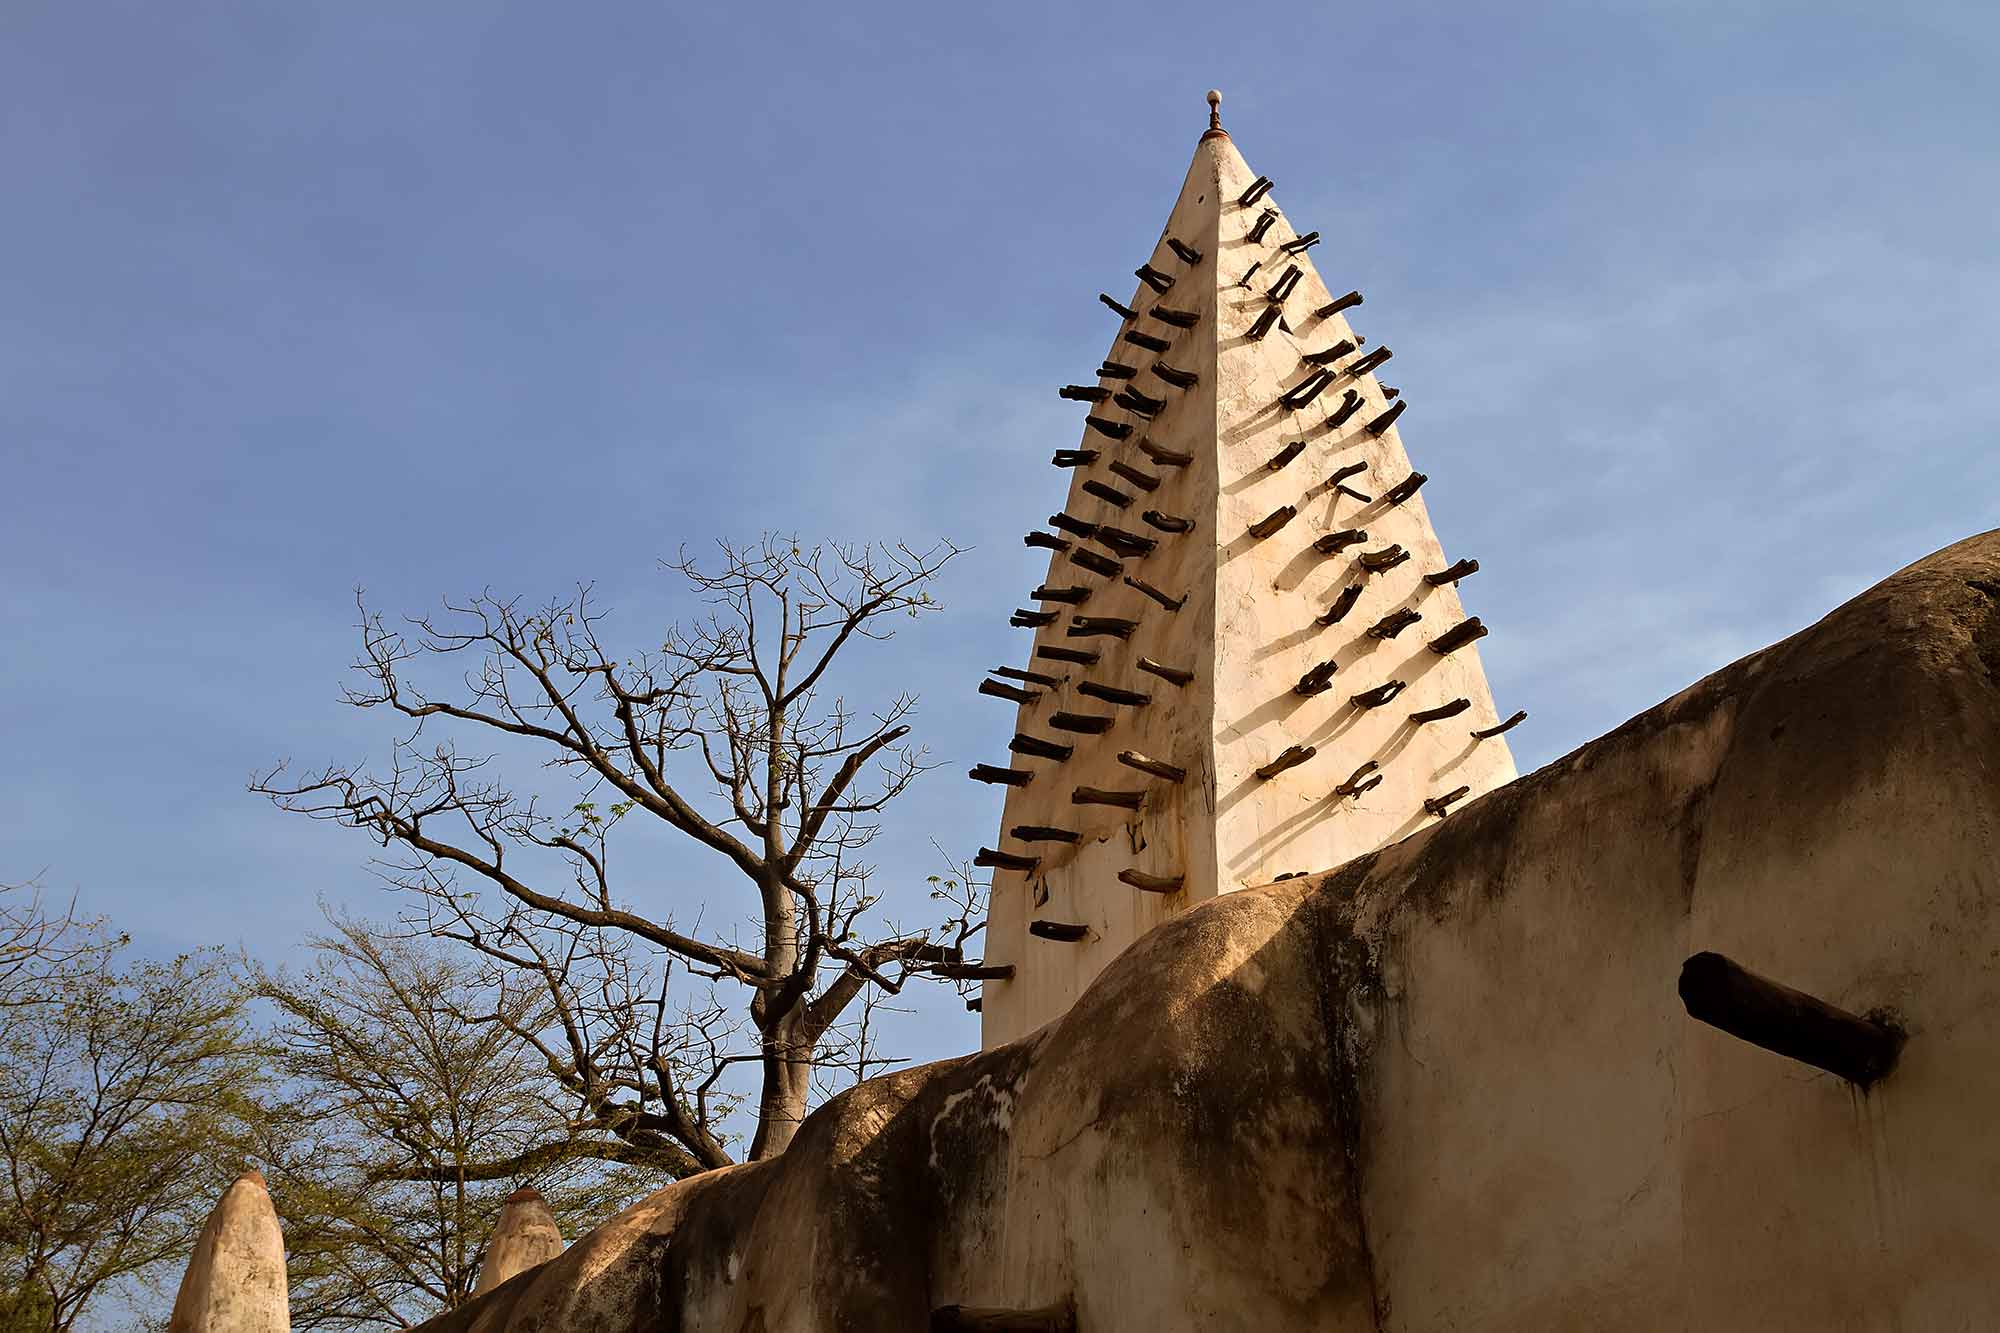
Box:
[0, 916, 262, 1333]
[255, 914, 641, 1330]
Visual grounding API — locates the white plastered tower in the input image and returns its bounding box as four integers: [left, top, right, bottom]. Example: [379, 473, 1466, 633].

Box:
[975, 95, 1520, 1048]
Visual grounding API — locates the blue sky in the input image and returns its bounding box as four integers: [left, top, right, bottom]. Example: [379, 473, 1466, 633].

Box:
[4, 0, 1997, 1083]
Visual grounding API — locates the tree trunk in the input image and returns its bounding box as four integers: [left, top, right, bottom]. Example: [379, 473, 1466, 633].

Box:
[748, 1014, 814, 1159]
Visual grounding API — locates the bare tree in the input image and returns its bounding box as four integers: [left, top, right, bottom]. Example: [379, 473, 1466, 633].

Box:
[255, 537, 983, 1170]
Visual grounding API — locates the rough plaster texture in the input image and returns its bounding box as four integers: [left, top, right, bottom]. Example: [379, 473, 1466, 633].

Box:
[409, 531, 2000, 1331]
[981, 129, 1516, 1047]
[168, 1171, 290, 1333]
[472, 1187, 566, 1296]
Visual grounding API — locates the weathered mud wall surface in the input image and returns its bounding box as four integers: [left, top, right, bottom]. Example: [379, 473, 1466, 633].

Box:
[418, 530, 2000, 1330]
[1349, 527, 2000, 1329]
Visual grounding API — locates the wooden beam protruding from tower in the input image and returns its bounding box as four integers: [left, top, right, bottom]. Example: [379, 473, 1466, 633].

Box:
[1066, 548, 1122, 578]
[1334, 761, 1381, 798]
[1256, 745, 1317, 779]
[934, 962, 1017, 980]
[1009, 733, 1073, 761]
[1326, 461, 1369, 495]
[994, 666, 1058, 686]
[1248, 506, 1297, 539]
[1067, 617, 1137, 640]
[1094, 526, 1156, 558]
[1124, 576, 1186, 611]
[1317, 584, 1363, 626]
[979, 678, 1039, 704]
[1082, 480, 1133, 509]
[1293, 661, 1339, 696]
[1326, 391, 1365, 429]
[1429, 617, 1489, 655]
[1117, 750, 1187, 782]
[1366, 400, 1407, 436]
[1351, 680, 1408, 709]
[1425, 558, 1479, 586]
[1358, 545, 1409, 574]
[1281, 369, 1336, 410]
[1108, 460, 1161, 491]
[1305, 338, 1356, 366]
[1048, 512, 1097, 538]
[1385, 472, 1428, 506]
[1344, 346, 1393, 379]
[1114, 386, 1168, 416]
[1472, 709, 1527, 739]
[1425, 786, 1471, 817]
[1077, 681, 1151, 707]
[1677, 951, 1906, 1088]
[1409, 697, 1472, 724]
[1048, 711, 1116, 734]
[1366, 608, 1422, 640]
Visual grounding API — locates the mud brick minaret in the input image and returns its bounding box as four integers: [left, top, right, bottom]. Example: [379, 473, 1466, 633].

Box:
[969, 94, 1523, 1047]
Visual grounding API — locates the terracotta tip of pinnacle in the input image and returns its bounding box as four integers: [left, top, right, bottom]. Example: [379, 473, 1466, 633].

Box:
[505, 1185, 544, 1203]
[240, 1169, 268, 1189]
[1202, 88, 1229, 141]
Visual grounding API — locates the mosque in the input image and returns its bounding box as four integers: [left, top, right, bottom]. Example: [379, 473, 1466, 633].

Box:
[169, 94, 2000, 1333]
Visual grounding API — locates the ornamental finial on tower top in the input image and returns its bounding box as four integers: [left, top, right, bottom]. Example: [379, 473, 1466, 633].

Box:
[1203, 89, 1228, 140]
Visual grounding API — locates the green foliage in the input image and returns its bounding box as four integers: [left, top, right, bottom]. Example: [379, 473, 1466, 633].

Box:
[0, 1284, 56, 1333]
[0, 920, 264, 1333]
[254, 914, 647, 1330]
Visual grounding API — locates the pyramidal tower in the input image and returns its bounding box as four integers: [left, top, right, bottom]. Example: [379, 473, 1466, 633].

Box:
[973, 94, 1523, 1047]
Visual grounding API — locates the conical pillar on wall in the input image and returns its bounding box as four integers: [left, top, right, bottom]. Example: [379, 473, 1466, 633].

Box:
[472, 1186, 566, 1296]
[972, 94, 1521, 1048]
[168, 1171, 290, 1333]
